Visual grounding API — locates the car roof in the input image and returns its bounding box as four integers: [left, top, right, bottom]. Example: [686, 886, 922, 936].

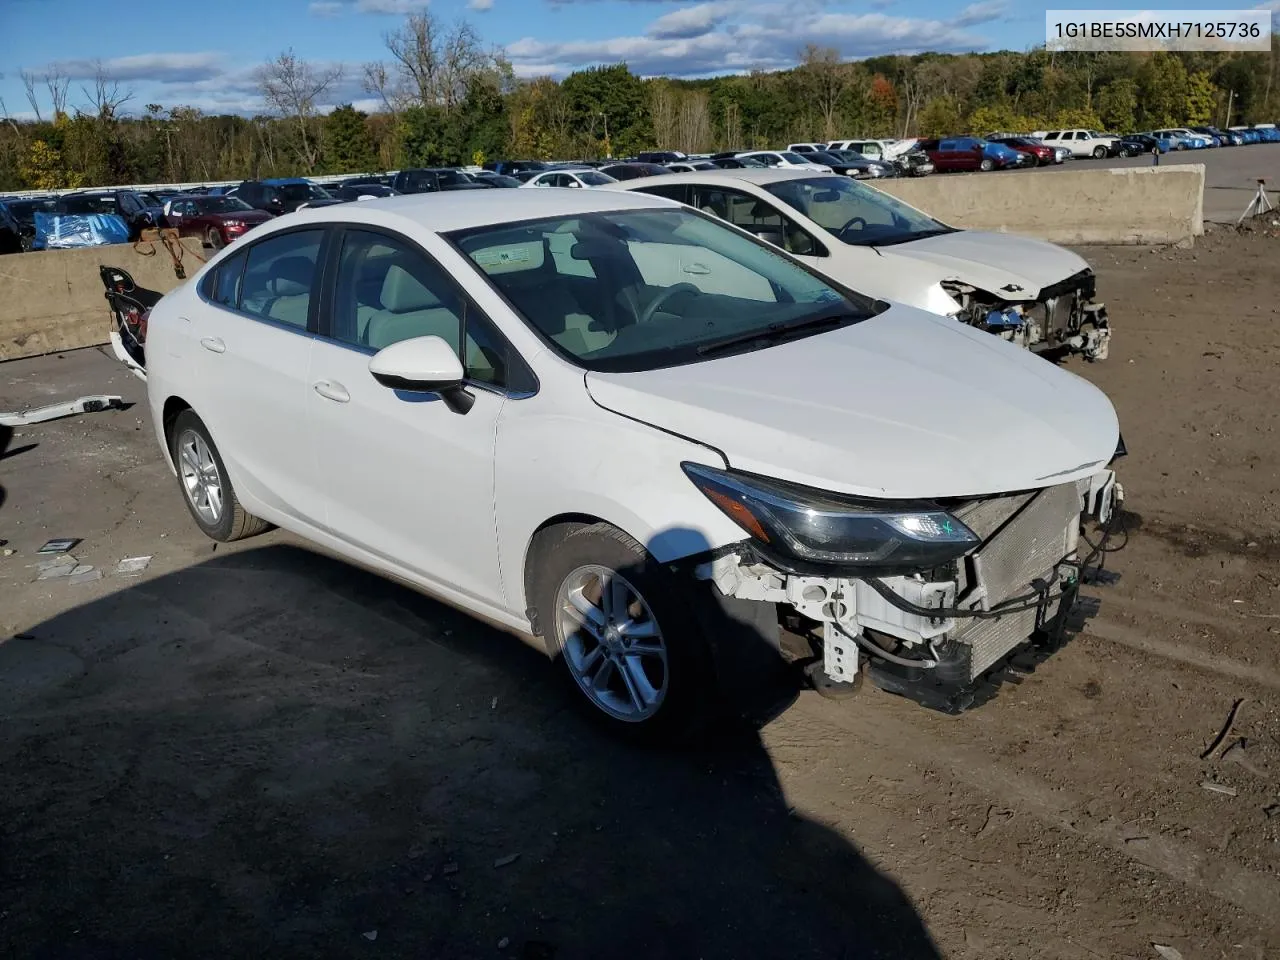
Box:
[277, 186, 678, 233]
[602, 167, 827, 190]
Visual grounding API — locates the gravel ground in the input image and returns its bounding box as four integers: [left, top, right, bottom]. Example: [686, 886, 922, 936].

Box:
[2, 227, 1279, 959]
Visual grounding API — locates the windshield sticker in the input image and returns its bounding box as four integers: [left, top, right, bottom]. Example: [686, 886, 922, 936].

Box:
[472, 247, 532, 268]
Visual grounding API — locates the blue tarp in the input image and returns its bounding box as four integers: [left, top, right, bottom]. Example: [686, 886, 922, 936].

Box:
[32, 212, 130, 250]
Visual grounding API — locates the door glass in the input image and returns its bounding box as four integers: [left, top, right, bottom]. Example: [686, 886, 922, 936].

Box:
[238, 230, 323, 329]
[331, 229, 508, 387]
[694, 186, 823, 257]
[211, 250, 247, 308]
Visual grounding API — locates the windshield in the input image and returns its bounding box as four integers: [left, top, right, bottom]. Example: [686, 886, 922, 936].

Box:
[448, 207, 873, 373]
[277, 183, 332, 202]
[194, 196, 255, 214]
[57, 194, 117, 215]
[9, 198, 58, 220]
[763, 175, 952, 248]
[577, 170, 617, 186]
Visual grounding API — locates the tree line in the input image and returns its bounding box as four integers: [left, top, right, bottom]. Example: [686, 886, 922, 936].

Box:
[2, 11, 1277, 192]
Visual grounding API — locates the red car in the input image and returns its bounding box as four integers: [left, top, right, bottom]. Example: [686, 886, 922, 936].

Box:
[916, 137, 989, 172]
[989, 136, 1057, 165]
[164, 194, 273, 249]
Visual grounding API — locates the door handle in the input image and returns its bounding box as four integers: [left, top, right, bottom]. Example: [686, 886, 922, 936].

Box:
[313, 380, 350, 403]
[200, 337, 225, 354]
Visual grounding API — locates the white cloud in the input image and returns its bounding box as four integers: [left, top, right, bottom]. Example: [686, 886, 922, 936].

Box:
[648, 2, 732, 40]
[355, 0, 431, 12]
[951, 0, 1006, 28]
[48, 52, 226, 84]
[468, 0, 494, 9]
[309, 1, 345, 16]
[507, 6, 989, 78]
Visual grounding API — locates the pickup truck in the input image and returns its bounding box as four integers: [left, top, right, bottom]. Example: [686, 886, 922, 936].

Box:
[1034, 129, 1120, 159]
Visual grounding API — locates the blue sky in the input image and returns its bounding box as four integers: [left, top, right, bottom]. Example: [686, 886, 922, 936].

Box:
[0, 0, 1274, 117]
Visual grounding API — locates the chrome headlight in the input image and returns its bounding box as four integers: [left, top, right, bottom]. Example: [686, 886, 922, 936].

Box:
[683, 463, 979, 570]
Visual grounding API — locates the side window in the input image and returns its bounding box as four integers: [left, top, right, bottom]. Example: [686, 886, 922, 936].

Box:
[693, 187, 824, 258]
[1045, 131, 1060, 141]
[863, 144, 882, 158]
[939, 139, 957, 151]
[210, 250, 247, 308]
[331, 229, 509, 387]
[633, 182, 691, 204]
[238, 229, 323, 330]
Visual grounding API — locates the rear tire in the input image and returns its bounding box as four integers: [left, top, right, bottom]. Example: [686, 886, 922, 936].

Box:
[1092, 145, 1107, 159]
[206, 228, 224, 251]
[529, 523, 714, 743]
[170, 410, 271, 542]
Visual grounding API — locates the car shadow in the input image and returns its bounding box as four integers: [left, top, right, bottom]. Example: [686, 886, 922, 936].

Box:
[0, 540, 942, 960]
[0, 423, 10, 510]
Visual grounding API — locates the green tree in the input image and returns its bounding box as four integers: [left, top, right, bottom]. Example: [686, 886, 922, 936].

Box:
[1183, 71, 1216, 125]
[1136, 52, 1188, 128]
[560, 64, 650, 156]
[397, 104, 447, 166]
[1095, 78, 1138, 132]
[916, 96, 962, 136]
[324, 104, 377, 173]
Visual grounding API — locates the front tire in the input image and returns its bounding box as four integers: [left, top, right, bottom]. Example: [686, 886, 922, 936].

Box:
[979, 158, 994, 172]
[170, 410, 271, 542]
[530, 523, 713, 742]
[205, 228, 224, 251]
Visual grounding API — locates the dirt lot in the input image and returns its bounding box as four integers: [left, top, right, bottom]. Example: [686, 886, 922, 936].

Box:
[3, 228, 1280, 959]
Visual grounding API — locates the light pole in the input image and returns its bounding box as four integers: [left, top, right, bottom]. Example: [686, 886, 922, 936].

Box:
[1225, 89, 1235, 130]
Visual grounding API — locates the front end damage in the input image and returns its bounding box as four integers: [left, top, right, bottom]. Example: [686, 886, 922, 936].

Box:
[941, 269, 1110, 361]
[695, 469, 1123, 713]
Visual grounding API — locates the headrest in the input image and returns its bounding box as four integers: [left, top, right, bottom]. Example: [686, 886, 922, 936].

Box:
[380, 263, 442, 313]
[265, 256, 313, 297]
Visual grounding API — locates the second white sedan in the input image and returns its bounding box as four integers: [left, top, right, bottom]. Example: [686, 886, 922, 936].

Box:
[520, 169, 618, 189]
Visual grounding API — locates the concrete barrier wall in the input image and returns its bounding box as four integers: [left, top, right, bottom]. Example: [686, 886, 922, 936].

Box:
[0, 237, 205, 362]
[872, 164, 1205, 245]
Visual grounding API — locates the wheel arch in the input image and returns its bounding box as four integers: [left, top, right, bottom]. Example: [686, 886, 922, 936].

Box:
[160, 395, 193, 468]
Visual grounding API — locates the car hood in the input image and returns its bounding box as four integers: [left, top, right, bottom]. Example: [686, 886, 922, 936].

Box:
[878, 230, 1092, 298]
[584, 305, 1118, 500]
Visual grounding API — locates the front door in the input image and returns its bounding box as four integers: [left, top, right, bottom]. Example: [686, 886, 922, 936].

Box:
[307, 226, 511, 604]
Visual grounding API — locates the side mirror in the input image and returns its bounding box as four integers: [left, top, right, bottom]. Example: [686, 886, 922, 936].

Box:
[368, 336, 474, 414]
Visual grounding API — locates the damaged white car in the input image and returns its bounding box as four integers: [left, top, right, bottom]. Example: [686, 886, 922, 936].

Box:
[608, 168, 1111, 361]
[139, 190, 1124, 739]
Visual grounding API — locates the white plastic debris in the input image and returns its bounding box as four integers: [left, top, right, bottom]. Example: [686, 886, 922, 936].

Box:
[1153, 945, 1184, 960]
[69, 566, 103, 585]
[362, 930, 378, 942]
[115, 556, 153, 576]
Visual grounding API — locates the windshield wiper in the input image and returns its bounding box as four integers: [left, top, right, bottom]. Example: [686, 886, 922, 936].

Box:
[695, 311, 858, 358]
[869, 226, 956, 247]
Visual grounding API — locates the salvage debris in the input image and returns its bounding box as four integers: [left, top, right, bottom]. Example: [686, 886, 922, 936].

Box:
[493, 853, 520, 868]
[1200, 697, 1246, 759]
[362, 930, 378, 942]
[115, 556, 153, 576]
[0, 396, 123, 428]
[1200, 781, 1238, 797]
[1221, 739, 1268, 778]
[69, 567, 102, 585]
[1152, 945, 1184, 960]
[35, 556, 78, 580]
[38, 538, 81, 554]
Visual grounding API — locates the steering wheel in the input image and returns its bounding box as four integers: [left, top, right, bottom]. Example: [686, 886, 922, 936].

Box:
[639, 283, 699, 324]
[838, 216, 868, 235]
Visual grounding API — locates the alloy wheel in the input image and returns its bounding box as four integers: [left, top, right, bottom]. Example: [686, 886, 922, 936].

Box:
[554, 564, 669, 722]
[177, 429, 224, 525]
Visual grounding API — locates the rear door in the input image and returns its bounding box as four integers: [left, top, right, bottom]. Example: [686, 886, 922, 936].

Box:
[188, 227, 328, 525]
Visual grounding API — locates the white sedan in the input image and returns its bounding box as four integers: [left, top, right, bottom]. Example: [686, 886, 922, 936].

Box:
[143, 190, 1124, 736]
[735, 150, 831, 172]
[520, 169, 618, 189]
[607, 168, 1111, 360]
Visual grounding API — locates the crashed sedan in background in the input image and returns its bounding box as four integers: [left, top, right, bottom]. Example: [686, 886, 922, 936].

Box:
[609, 168, 1111, 361]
